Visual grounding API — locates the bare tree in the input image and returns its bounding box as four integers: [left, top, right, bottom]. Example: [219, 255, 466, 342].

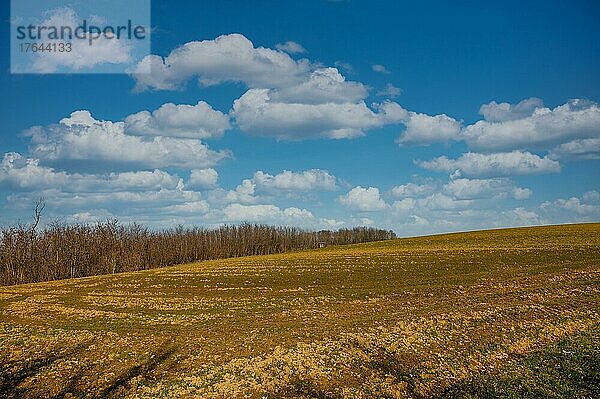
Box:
[30, 197, 45, 240]
[0, 211, 396, 286]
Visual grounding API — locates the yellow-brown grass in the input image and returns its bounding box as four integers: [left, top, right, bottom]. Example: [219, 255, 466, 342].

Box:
[1, 223, 599, 398]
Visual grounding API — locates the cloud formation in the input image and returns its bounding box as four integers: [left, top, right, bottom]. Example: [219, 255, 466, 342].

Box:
[540, 191, 600, 222]
[29, 8, 134, 73]
[548, 138, 600, 160]
[1, 152, 182, 192]
[232, 89, 405, 139]
[462, 99, 600, 151]
[339, 186, 388, 211]
[188, 168, 219, 189]
[377, 83, 402, 98]
[132, 34, 409, 140]
[275, 41, 307, 54]
[443, 178, 531, 200]
[132, 34, 310, 90]
[372, 64, 390, 74]
[124, 101, 230, 139]
[396, 98, 600, 154]
[398, 112, 461, 145]
[417, 151, 560, 178]
[253, 169, 337, 191]
[391, 182, 436, 198]
[25, 111, 229, 170]
[478, 97, 544, 122]
[222, 203, 313, 222]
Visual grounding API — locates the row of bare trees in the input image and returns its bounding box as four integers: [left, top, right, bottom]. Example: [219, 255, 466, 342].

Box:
[0, 214, 395, 286]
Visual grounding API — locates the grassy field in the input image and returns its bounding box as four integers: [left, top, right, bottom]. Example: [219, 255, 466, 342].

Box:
[1, 223, 599, 398]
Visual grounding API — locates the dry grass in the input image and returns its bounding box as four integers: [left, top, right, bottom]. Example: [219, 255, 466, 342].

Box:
[1, 223, 599, 398]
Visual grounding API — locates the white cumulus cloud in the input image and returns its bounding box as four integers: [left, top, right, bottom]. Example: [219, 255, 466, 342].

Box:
[253, 169, 337, 191]
[132, 33, 310, 91]
[540, 192, 600, 221]
[268, 67, 368, 104]
[443, 178, 531, 200]
[29, 7, 134, 73]
[188, 168, 219, 189]
[478, 97, 544, 122]
[397, 112, 461, 145]
[232, 89, 405, 139]
[25, 110, 229, 170]
[391, 182, 436, 198]
[462, 99, 600, 151]
[0, 152, 181, 192]
[339, 186, 388, 211]
[417, 151, 560, 178]
[548, 138, 600, 160]
[124, 101, 230, 139]
[222, 203, 313, 223]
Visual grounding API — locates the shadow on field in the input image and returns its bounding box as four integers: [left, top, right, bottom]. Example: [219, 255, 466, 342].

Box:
[0, 342, 177, 399]
[100, 344, 177, 399]
[0, 341, 92, 399]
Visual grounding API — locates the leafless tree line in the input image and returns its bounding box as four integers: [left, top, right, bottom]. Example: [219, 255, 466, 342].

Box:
[0, 202, 395, 286]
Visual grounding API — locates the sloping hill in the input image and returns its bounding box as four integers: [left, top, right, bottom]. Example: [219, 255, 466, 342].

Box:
[1, 223, 599, 398]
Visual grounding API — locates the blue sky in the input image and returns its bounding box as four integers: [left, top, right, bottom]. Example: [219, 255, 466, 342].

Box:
[0, 0, 599, 235]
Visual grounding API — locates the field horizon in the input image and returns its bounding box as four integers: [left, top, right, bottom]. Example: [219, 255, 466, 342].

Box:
[1, 223, 599, 398]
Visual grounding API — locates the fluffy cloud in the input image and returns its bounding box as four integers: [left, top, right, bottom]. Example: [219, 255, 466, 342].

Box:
[25, 111, 229, 170]
[188, 168, 219, 189]
[268, 67, 368, 104]
[132, 34, 310, 90]
[229, 67, 407, 140]
[396, 98, 600, 153]
[391, 182, 436, 198]
[392, 193, 473, 212]
[339, 186, 388, 211]
[548, 138, 600, 160]
[478, 97, 544, 122]
[124, 101, 230, 139]
[416, 193, 474, 211]
[540, 191, 600, 221]
[397, 112, 461, 145]
[232, 89, 405, 139]
[213, 179, 257, 204]
[0, 152, 68, 189]
[161, 200, 210, 215]
[275, 41, 307, 54]
[386, 206, 545, 237]
[512, 187, 533, 200]
[462, 99, 600, 151]
[207, 169, 336, 205]
[0, 152, 181, 192]
[583, 190, 600, 204]
[386, 188, 598, 237]
[8, 185, 203, 216]
[417, 151, 560, 178]
[390, 176, 532, 218]
[253, 169, 336, 191]
[222, 203, 313, 222]
[391, 198, 417, 212]
[219, 203, 343, 229]
[29, 8, 134, 73]
[132, 34, 408, 140]
[443, 178, 531, 200]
